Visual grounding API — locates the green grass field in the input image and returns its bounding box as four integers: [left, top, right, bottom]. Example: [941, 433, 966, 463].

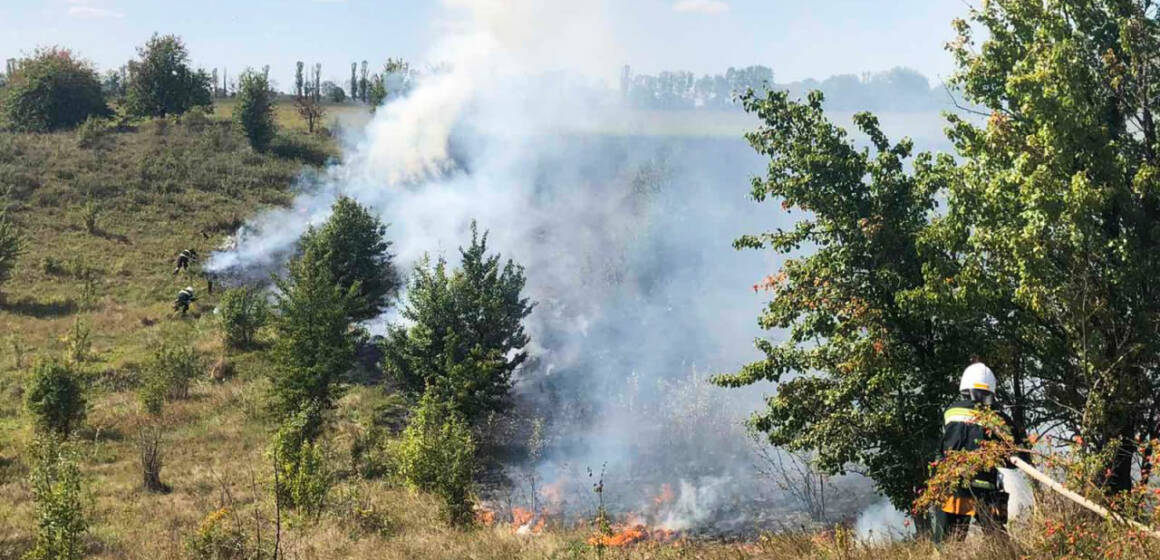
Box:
[211, 97, 372, 135]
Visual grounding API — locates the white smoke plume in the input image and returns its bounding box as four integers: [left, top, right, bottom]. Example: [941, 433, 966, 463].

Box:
[855, 500, 914, 544]
[207, 0, 941, 531]
[1001, 468, 1035, 522]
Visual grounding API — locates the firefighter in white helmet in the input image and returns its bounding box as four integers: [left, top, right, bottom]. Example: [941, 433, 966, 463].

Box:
[933, 361, 1026, 542]
[173, 286, 197, 316]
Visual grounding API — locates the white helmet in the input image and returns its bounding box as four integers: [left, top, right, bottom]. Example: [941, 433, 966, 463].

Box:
[185, 286, 194, 293]
[960, 362, 996, 404]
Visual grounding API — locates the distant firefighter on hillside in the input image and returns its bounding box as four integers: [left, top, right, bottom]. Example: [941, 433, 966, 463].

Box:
[173, 249, 198, 275]
[173, 286, 197, 315]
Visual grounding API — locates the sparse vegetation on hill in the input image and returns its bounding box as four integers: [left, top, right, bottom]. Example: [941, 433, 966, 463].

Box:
[0, 109, 338, 557]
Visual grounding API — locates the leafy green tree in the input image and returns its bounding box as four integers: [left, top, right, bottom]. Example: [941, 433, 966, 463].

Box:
[323, 82, 346, 103]
[125, 34, 211, 117]
[943, 0, 1160, 491]
[1, 47, 109, 132]
[391, 389, 476, 525]
[270, 404, 332, 516]
[298, 197, 398, 322]
[138, 340, 201, 415]
[0, 210, 25, 295]
[26, 361, 87, 438]
[268, 245, 358, 422]
[367, 75, 386, 110]
[719, 0, 1160, 511]
[233, 68, 276, 152]
[711, 89, 978, 526]
[217, 286, 269, 349]
[24, 438, 87, 560]
[382, 222, 533, 422]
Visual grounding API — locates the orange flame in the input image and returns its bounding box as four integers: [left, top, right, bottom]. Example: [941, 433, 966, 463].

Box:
[511, 507, 548, 534]
[589, 524, 648, 547]
[475, 507, 497, 526]
[587, 516, 681, 548]
[512, 507, 534, 528]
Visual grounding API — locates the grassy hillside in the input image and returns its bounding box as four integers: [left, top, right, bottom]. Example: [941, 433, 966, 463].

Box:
[0, 112, 330, 558]
[0, 103, 1140, 560]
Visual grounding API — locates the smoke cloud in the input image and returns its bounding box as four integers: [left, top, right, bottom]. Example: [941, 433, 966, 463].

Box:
[855, 500, 914, 543]
[208, 0, 948, 530]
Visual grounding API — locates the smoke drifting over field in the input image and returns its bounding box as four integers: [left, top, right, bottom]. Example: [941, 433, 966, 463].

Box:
[209, 0, 919, 529]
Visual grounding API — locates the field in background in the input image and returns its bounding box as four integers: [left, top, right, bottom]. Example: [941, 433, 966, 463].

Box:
[210, 96, 955, 147]
[210, 96, 372, 134]
[578, 108, 952, 144]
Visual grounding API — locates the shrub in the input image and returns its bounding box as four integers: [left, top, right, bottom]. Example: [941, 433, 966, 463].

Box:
[24, 438, 87, 560]
[391, 390, 476, 525]
[9, 335, 27, 370]
[1, 47, 110, 132]
[138, 340, 200, 415]
[350, 424, 393, 480]
[139, 425, 167, 493]
[0, 210, 24, 293]
[217, 287, 269, 349]
[25, 361, 86, 438]
[334, 487, 397, 538]
[271, 406, 332, 517]
[75, 116, 112, 149]
[349, 390, 410, 478]
[181, 105, 212, 130]
[78, 200, 100, 234]
[64, 317, 91, 364]
[233, 69, 276, 152]
[185, 507, 247, 560]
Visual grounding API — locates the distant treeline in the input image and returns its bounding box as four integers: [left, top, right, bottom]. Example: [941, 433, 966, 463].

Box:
[1, 52, 951, 114]
[620, 65, 952, 112]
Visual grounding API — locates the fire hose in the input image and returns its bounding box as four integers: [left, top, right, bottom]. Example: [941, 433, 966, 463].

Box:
[1008, 456, 1160, 540]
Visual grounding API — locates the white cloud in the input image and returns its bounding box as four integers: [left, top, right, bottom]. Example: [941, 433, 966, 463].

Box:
[672, 0, 729, 14]
[67, 5, 125, 19]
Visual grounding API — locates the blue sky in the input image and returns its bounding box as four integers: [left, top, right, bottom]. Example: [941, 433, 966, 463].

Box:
[1, 1, 971, 89]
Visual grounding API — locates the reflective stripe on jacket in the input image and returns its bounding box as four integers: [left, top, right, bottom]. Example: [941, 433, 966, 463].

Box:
[940, 399, 1016, 495]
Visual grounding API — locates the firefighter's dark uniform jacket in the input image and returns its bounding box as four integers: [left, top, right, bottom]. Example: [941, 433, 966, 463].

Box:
[174, 289, 196, 311]
[940, 399, 1018, 495]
